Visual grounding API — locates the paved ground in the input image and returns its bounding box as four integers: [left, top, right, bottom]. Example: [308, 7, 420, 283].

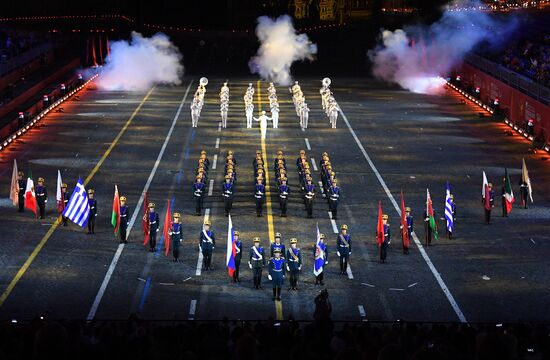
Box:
[0, 77, 549, 322]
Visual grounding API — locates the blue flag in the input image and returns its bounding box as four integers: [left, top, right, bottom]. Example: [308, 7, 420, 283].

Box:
[62, 178, 90, 227]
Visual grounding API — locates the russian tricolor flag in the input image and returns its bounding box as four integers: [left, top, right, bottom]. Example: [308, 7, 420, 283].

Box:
[226, 214, 236, 277]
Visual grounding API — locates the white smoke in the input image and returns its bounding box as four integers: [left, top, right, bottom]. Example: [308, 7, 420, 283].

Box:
[369, 1, 517, 94]
[249, 15, 317, 86]
[96, 31, 184, 91]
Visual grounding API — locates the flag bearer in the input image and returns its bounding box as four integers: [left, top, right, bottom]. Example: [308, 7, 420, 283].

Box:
[148, 202, 160, 252]
[87, 189, 97, 234]
[119, 196, 130, 244]
[36, 177, 47, 219]
[61, 183, 69, 226]
[380, 214, 390, 263]
[17, 171, 26, 213]
[314, 234, 328, 285]
[232, 230, 243, 283]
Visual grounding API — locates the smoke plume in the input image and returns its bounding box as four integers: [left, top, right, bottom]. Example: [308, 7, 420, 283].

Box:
[96, 31, 184, 91]
[368, 1, 517, 94]
[249, 15, 317, 86]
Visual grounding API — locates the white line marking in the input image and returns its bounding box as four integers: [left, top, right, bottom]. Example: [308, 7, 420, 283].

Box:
[215, 138, 220, 149]
[212, 154, 218, 169]
[389, 288, 404, 291]
[328, 211, 338, 233]
[182, 277, 192, 282]
[189, 299, 197, 320]
[217, 122, 222, 132]
[346, 265, 354, 280]
[339, 109, 467, 323]
[358, 305, 366, 318]
[196, 209, 210, 276]
[530, 238, 536, 244]
[408, 282, 418, 288]
[310, 157, 318, 171]
[86, 82, 193, 321]
[304, 138, 311, 150]
[361, 283, 375, 288]
[318, 180, 325, 196]
[208, 179, 214, 196]
[138, 277, 147, 282]
[159, 282, 175, 286]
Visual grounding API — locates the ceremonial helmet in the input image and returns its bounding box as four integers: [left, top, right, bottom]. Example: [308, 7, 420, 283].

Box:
[257, 169, 264, 175]
[322, 152, 328, 157]
[196, 175, 203, 180]
[450, 195, 454, 200]
[277, 149, 283, 155]
[290, 238, 298, 244]
[331, 179, 337, 185]
[299, 149, 305, 155]
[88, 189, 94, 194]
[253, 236, 261, 243]
[256, 150, 262, 155]
[120, 196, 127, 201]
[38, 177, 45, 183]
[173, 212, 181, 218]
[200, 150, 207, 155]
[233, 230, 240, 236]
[148, 202, 156, 208]
[227, 150, 233, 155]
[273, 249, 281, 254]
[199, 77, 208, 86]
[204, 219, 211, 226]
[61, 183, 67, 188]
[405, 207, 411, 212]
[319, 233, 325, 239]
[17, 171, 24, 176]
[275, 232, 281, 238]
[225, 174, 232, 180]
[382, 214, 389, 220]
[341, 224, 348, 230]
[280, 176, 287, 182]
[322, 77, 331, 87]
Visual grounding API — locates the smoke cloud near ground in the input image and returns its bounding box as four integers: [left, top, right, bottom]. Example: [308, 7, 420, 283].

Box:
[249, 15, 317, 86]
[95, 31, 184, 91]
[368, 1, 517, 94]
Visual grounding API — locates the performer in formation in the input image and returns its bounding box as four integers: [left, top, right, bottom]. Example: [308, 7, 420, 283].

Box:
[286, 238, 302, 290]
[119, 195, 130, 244]
[36, 177, 47, 219]
[87, 189, 97, 235]
[296, 150, 315, 218]
[337, 224, 351, 275]
[253, 151, 266, 217]
[220, 82, 229, 128]
[274, 150, 289, 217]
[253, 110, 272, 140]
[249, 237, 265, 289]
[193, 151, 209, 216]
[320, 77, 340, 128]
[267, 82, 280, 129]
[244, 83, 254, 129]
[191, 78, 207, 127]
[314, 233, 328, 285]
[199, 219, 216, 271]
[232, 230, 243, 283]
[169, 212, 183, 262]
[268, 248, 285, 301]
[380, 214, 390, 263]
[147, 202, 160, 252]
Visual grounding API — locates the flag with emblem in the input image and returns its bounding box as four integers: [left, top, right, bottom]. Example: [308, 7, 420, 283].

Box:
[142, 192, 150, 245]
[24, 167, 37, 217]
[522, 158, 533, 203]
[376, 201, 384, 246]
[62, 178, 90, 227]
[426, 189, 439, 241]
[56, 170, 65, 214]
[400, 191, 409, 248]
[9, 159, 19, 206]
[444, 182, 454, 233]
[504, 168, 514, 214]
[226, 214, 236, 277]
[111, 185, 120, 236]
[313, 223, 325, 276]
[163, 200, 172, 256]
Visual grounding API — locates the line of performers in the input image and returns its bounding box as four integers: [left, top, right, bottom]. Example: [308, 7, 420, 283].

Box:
[290, 81, 310, 130]
[219, 82, 229, 128]
[192, 150, 210, 216]
[191, 78, 208, 128]
[320, 78, 339, 128]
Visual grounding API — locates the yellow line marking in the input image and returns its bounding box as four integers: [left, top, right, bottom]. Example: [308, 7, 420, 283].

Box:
[256, 80, 283, 320]
[0, 87, 155, 308]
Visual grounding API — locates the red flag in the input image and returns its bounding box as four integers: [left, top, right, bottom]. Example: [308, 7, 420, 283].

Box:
[400, 191, 409, 248]
[24, 167, 37, 217]
[56, 170, 64, 214]
[142, 192, 150, 245]
[163, 200, 172, 256]
[484, 185, 491, 211]
[376, 201, 384, 246]
[111, 185, 120, 236]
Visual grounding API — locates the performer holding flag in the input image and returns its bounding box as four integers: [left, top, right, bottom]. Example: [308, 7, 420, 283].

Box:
[314, 224, 328, 286]
[56, 170, 69, 226]
[502, 168, 514, 217]
[24, 167, 37, 217]
[482, 171, 494, 224]
[520, 158, 533, 209]
[62, 178, 90, 228]
[444, 182, 455, 239]
[376, 201, 389, 263]
[399, 192, 410, 254]
[226, 215, 243, 283]
[424, 189, 438, 246]
[111, 185, 121, 238]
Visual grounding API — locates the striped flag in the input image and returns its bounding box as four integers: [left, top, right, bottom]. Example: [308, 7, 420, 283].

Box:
[62, 178, 90, 227]
[163, 200, 172, 256]
[427, 189, 439, 241]
[444, 182, 454, 233]
[24, 167, 37, 217]
[9, 159, 19, 206]
[522, 158, 533, 203]
[504, 168, 514, 214]
[226, 214, 236, 277]
[111, 185, 120, 236]
[313, 223, 324, 276]
[56, 170, 65, 214]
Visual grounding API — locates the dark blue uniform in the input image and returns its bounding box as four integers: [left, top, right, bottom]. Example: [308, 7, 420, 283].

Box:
[87, 198, 97, 234]
[337, 233, 351, 274]
[286, 247, 302, 290]
[233, 239, 243, 282]
[17, 178, 26, 212]
[61, 188, 69, 225]
[148, 211, 160, 251]
[249, 245, 265, 289]
[200, 229, 216, 270]
[170, 223, 182, 261]
[254, 183, 265, 216]
[222, 182, 234, 216]
[193, 181, 205, 215]
[271, 242, 286, 258]
[119, 205, 130, 243]
[328, 185, 340, 219]
[278, 184, 289, 217]
[304, 183, 315, 218]
[314, 242, 328, 285]
[36, 184, 47, 219]
[269, 256, 285, 300]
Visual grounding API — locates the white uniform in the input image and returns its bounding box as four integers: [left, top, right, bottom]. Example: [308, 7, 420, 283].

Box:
[328, 103, 339, 129]
[191, 101, 200, 127]
[271, 106, 279, 129]
[245, 103, 254, 128]
[220, 102, 229, 128]
[300, 104, 309, 129]
[253, 111, 272, 140]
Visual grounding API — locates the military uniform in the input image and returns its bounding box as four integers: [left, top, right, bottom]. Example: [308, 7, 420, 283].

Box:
[61, 183, 69, 226]
[314, 234, 328, 285]
[519, 180, 529, 209]
[380, 215, 390, 263]
[232, 231, 243, 283]
[268, 249, 285, 301]
[423, 209, 435, 246]
[328, 180, 340, 220]
[402, 207, 413, 254]
[446, 196, 456, 239]
[254, 179, 265, 217]
[35, 178, 47, 219]
[87, 189, 97, 234]
[193, 176, 205, 216]
[17, 172, 26, 212]
[200, 220, 215, 271]
[304, 179, 315, 218]
[501, 179, 508, 217]
[483, 184, 495, 224]
[222, 176, 234, 216]
[278, 179, 289, 217]
[169, 212, 183, 262]
[337, 224, 351, 275]
[286, 238, 302, 290]
[249, 237, 266, 289]
[147, 203, 160, 252]
[119, 196, 130, 243]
